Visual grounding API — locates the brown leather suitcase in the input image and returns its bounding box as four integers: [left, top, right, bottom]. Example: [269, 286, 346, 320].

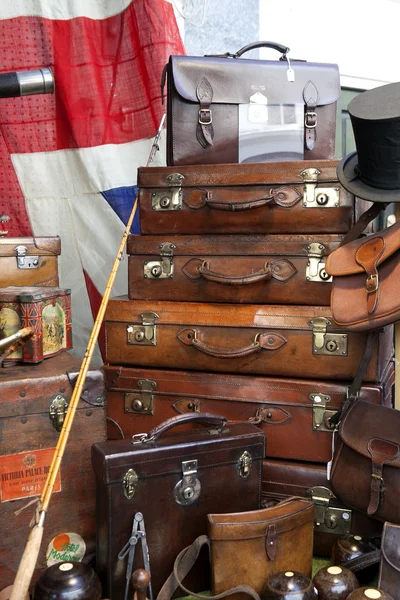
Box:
[138, 160, 357, 235]
[127, 234, 342, 305]
[0, 352, 106, 590]
[261, 458, 383, 557]
[91, 415, 265, 599]
[105, 360, 394, 463]
[104, 298, 393, 383]
[0, 236, 60, 287]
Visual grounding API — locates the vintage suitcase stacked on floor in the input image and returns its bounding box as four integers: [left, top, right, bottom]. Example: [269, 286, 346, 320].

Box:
[104, 157, 394, 560]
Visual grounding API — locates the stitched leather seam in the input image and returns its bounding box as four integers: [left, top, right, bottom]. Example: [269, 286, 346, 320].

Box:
[331, 287, 400, 326]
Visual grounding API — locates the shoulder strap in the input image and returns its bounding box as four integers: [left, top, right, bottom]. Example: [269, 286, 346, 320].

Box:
[341, 548, 381, 572]
[339, 202, 387, 247]
[157, 535, 261, 600]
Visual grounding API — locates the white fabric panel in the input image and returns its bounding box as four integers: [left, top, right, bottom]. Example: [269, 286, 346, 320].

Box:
[0, 0, 134, 20]
[11, 134, 166, 362]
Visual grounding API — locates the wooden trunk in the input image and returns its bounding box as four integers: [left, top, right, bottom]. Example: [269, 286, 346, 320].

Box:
[0, 352, 106, 590]
[0, 236, 60, 287]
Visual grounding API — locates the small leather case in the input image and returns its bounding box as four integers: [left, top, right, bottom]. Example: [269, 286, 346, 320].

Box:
[378, 522, 400, 599]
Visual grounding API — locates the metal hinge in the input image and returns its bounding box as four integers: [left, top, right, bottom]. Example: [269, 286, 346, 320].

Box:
[124, 379, 156, 414]
[300, 168, 340, 208]
[143, 242, 175, 279]
[307, 486, 352, 536]
[151, 173, 184, 211]
[237, 450, 252, 479]
[14, 245, 39, 269]
[122, 468, 139, 500]
[127, 312, 158, 346]
[173, 459, 201, 506]
[310, 393, 337, 431]
[49, 395, 68, 432]
[310, 317, 348, 356]
[305, 243, 332, 283]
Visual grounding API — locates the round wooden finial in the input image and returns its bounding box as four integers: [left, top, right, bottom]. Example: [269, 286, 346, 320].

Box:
[132, 569, 150, 600]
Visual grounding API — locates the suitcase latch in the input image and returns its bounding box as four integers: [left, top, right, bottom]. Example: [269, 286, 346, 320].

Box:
[124, 379, 156, 414]
[310, 393, 337, 431]
[122, 468, 139, 500]
[143, 243, 175, 280]
[173, 459, 201, 506]
[310, 317, 348, 356]
[305, 243, 332, 283]
[237, 450, 252, 479]
[49, 394, 68, 432]
[14, 245, 39, 269]
[151, 173, 184, 211]
[127, 312, 158, 346]
[300, 168, 340, 208]
[307, 486, 352, 536]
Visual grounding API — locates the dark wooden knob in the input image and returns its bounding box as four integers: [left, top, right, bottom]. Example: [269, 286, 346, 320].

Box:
[313, 565, 359, 599]
[132, 569, 150, 600]
[262, 571, 316, 599]
[347, 588, 394, 600]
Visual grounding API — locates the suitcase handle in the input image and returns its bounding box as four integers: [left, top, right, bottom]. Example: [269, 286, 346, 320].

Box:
[184, 187, 302, 212]
[177, 328, 287, 359]
[198, 261, 272, 286]
[138, 413, 227, 443]
[234, 41, 290, 59]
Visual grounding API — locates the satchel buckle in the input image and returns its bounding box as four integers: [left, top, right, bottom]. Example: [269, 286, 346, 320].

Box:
[199, 108, 212, 125]
[305, 111, 317, 129]
[366, 273, 379, 293]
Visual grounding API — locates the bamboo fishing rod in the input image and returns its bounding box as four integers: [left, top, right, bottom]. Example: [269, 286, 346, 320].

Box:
[10, 117, 165, 599]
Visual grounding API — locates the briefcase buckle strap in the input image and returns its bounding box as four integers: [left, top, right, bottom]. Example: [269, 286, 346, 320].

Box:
[305, 111, 317, 129]
[199, 108, 212, 125]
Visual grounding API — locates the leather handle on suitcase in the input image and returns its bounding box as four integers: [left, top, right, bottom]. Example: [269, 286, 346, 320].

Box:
[200, 187, 301, 211]
[234, 41, 290, 58]
[177, 329, 287, 359]
[198, 261, 272, 285]
[204, 194, 274, 211]
[142, 413, 227, 443]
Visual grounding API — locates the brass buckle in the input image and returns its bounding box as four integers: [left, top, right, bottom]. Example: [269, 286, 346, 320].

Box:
[371, 473, 384, 482]
[305, 111, 317, 129]
[366, 273, 379, 293]
[199, 108, 212, 125]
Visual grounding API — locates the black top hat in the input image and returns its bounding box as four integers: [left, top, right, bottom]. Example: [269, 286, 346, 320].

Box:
[337, 82, 400, 203]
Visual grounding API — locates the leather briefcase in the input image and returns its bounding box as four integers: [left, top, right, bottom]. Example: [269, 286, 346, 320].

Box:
[91, 414, 265, 599]
[378, 522, 400, 599]
[325, 219, 400, 331]
[164, 41, 340, 165]
[330, 399, 400, 523]
[261, 459, 383, 558]
[0, 235, 60, 287]
[138, 160, 358, 236]
[127, 233, 342, 305]
[105, 361, 394, 463]
[104, 298, 393, 383]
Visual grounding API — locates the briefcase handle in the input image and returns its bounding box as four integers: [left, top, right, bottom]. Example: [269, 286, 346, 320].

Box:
[133, 413, 227, 444]
[234, 41, 290, 59]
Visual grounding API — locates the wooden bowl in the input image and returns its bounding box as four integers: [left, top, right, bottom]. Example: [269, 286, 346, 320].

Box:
[313, 565, 359, 599]
[33, 561, 102, 600]
[262, 571, 316, 600]
[347, 588, 394, 600]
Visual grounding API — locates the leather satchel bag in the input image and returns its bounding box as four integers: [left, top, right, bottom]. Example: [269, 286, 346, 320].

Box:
[378, 522, 400, 599]
[158, 497, 315, 600]
[163, 41, 340, 166]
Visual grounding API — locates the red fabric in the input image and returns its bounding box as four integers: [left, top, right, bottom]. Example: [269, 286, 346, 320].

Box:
[0, 1, 184, 235]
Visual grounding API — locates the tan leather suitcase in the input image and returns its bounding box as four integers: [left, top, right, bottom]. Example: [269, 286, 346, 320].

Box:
[105, 361, 394, 463]
[0, 235, 60, 287]
[138, 160, 358, 235]
[104, 298, 393, 383]
[262, 458, 383, 558]
[127, 233, 342, 305]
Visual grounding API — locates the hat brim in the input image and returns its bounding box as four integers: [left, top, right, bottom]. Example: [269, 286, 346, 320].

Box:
[337, 152, 400, 203]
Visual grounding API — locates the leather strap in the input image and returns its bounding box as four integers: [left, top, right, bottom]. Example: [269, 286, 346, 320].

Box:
[339, 203, 387, 247]
[303, 81, 318, 151]
[341, 549, 381, 572]
[196, 78, 214, 148]
[156, 535, 261, 600]
[369, 462, 385, 516]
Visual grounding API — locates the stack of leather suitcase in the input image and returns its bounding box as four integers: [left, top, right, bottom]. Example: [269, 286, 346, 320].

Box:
[104, 159, 394, 556]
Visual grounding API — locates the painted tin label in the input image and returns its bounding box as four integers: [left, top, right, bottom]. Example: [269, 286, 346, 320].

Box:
[46, 532, 86, 566]
[0, 448, 61, 502]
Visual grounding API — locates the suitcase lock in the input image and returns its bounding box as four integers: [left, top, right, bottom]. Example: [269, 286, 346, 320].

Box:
[310, 393, 337, 432]
[49, 395, 68, 432]
[124, 379, 156, 414]
[300, 168, 340, 208]
[307, 486, 352, 536]
[14, 245, 39, 269]
[151, 173, 184, 211]
[174, 460, 201, 506]
[310, 317, 348, 356]
[305, 243, 332, 283]
[143, 243, 175, 279]
[127, 312, 158, 346]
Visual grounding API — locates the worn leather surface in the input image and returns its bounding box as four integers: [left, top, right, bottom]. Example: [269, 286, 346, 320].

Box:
[104, 361, 394, 462]
[326, 220, 400, 330]
[127, 234, 341, 305]
[208, 498, 314, 596]
[91, 422, 265, 598]
[331, 400, 400, 523]
[104, 298, 393, 383]
[378, 522, 400, 598]
[0, 236, 60, 287]
[166, 56, 339, 165]
[138, 160, 355, 235]
[261, 458, 383, 558]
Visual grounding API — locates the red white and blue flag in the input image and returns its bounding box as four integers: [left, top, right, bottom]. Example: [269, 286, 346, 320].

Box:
[0, 0, 184, 361]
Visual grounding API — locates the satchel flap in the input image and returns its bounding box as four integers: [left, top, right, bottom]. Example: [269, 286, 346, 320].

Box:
[326, 220, 400, 276]
[170, 56, 340, 107]
[381, 522, 400, 573]
[339, 400, 400, 467]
